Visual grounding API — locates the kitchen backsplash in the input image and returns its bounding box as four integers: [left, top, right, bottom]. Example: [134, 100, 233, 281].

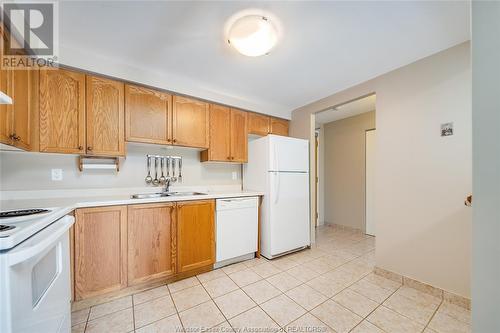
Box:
[0, 143, 242, 191]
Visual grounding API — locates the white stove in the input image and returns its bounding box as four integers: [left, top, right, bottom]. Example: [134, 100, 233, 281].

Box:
[0, 207, 63, 250]
[0, 207, 75, 333]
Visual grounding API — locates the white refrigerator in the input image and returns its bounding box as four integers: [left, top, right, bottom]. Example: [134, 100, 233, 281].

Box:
[243, 135, 310, 259]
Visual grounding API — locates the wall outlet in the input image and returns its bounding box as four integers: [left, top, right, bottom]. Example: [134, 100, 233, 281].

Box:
[232, 171, 238, 180]
[51, 169, 63, 181]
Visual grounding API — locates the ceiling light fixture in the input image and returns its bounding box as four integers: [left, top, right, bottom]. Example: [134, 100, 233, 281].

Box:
[226, 13, 278, 57]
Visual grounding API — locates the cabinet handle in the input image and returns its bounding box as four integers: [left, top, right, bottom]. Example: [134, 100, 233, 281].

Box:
[173, 139, 177, 143]
[78, 146, 83, 150]
[14, 136, 20, 141]
[87, 146, 93, 151]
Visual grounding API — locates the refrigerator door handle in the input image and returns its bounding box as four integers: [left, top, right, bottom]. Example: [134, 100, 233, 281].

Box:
[274, 172, 280, 204]
[273, 144, 278, 172]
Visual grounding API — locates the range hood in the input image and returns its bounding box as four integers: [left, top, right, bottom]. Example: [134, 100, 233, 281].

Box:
[0, 91, 13, 104]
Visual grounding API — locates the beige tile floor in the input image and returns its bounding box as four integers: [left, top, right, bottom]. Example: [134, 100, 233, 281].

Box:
[71, 225, 471, 333]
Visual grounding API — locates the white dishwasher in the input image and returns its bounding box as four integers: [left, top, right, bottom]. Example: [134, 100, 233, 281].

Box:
[216, 197, 259, 266]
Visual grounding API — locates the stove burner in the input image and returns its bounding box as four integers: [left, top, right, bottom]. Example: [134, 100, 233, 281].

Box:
[0, 209, 51, 218]
[0, 225, 15, 232]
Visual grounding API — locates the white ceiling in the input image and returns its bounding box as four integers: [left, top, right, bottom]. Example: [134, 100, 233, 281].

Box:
[315, 94, 376, 125]
[58, 1, 470, 119]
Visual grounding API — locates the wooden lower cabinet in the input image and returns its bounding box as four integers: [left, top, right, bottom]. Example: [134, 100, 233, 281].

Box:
[127, 203, 176, 285]
[74, 206, 128, 300]
[177, 200, 215, 273]
[72, 200, 216, 301]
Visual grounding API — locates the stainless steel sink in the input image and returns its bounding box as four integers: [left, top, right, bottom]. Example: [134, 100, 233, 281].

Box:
[131, 192, 207, 199]
[166, 192, 207, 197]
[131, 193, 167, 199]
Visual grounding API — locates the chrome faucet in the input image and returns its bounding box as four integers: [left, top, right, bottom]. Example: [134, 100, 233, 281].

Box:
[163, 178, 171, 193]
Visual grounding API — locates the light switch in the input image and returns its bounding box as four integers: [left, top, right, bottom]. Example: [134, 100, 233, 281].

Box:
[51, 169, 63, 181]
[232, 171, 238, 180]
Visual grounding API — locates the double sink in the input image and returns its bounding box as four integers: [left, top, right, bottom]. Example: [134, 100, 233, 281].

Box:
[131, 192, 207, 199]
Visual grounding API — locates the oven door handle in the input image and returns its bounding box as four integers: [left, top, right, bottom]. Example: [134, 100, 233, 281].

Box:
[8, 216, 74, 266]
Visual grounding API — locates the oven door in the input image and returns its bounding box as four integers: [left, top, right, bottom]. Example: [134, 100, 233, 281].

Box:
[0, 215, 74, 333]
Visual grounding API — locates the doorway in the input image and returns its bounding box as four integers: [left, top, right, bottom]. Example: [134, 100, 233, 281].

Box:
[313, 94, 376, 238]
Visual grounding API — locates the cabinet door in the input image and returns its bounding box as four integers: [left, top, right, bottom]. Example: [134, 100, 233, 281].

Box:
[270, 117, 289, 136]
[86, 75, 125, 156]
[125, 84, 172, 144]
[248, 113, 270, 136]
[172, 96, 209, 148]
[177, 200, 215, 273]
[74, 206, 127, 300]
[39, 69, 86, 153]
[11, 68, 38, 150]
[127, 203, 176, 286]
[230, 108, 248, 162]
[0, 66, 13, 145]
[207, 104, 231, 161]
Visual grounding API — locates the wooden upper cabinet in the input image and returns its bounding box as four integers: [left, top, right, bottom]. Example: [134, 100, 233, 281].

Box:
[177, 200, 215, 273]
[201, 105, 247, 162]
[248, 113, 270, 136]
[230, 108, 248, 162]
[11, 69, 38, 150]
[270, 117, 289, 136]
[86, 75, 125, 156]
[202, 104, 231, 161]
[74, 206, 128, 300]
[39, 69, 86, 153]
[0, 66, 13, 145]
[172, 96, 209, 149]
[0, 30, 37, 151]
[127, 203, 176, 286]
[125, 84, 172, 145]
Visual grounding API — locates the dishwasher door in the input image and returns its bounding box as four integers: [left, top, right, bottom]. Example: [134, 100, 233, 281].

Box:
[216, 197, 259, 263]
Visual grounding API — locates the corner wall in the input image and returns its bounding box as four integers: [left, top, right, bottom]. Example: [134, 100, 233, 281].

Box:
[291, 42, 471, 298]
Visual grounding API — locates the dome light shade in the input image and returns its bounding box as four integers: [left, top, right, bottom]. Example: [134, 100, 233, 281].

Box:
[227, 15, 278, 57]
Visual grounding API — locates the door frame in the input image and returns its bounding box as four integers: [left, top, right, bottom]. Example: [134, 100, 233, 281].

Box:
[364, 128, 376, 236]
[314, 130, 319, 227]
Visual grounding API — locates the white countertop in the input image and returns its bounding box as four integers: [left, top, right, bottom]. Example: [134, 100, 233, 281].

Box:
[0, 190, 264, 212]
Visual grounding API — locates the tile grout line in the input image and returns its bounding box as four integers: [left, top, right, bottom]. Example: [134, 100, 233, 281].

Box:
[348, 284, 402, 333]
[225, 261, 286, 331]
[422, 298, 444, 332]
[196, 274, 235, 330]
[132, 285, 180, 332]
[83, 307, 90, 333]
[131, 295, 136, 332]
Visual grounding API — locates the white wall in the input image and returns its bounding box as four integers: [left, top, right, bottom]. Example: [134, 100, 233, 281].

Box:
[471, 2, 500, 331]
[0, 144, 241, 191]
[291, 42, 471, 298]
